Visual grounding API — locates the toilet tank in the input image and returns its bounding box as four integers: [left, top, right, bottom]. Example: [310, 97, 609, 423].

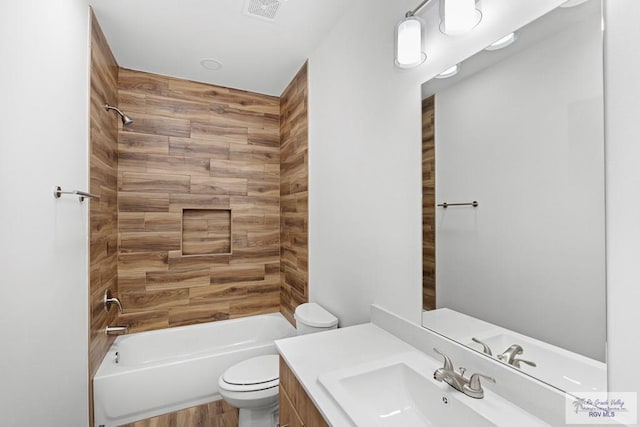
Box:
[294, 303, 338, 335]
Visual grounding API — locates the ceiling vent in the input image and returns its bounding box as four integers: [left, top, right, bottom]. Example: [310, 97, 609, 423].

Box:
[243, 0, 286, 21]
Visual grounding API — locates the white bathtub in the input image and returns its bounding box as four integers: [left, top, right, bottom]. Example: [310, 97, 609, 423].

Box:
[93, 313, 296, 427]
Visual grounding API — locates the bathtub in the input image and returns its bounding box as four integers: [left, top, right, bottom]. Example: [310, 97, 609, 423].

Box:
[93, 313, 296, 427]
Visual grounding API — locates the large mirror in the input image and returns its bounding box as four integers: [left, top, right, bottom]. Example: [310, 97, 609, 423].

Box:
[421, 0, 606, 394]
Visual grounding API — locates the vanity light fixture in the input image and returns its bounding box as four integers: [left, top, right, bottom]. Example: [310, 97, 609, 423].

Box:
[485, 32, 517, 51]
[395, 0, 482, 69]
[439, 0, 482, 36]
[395, 13, 427, 68]
[395, 0, 434, 69]
[435, 64, 459, 78]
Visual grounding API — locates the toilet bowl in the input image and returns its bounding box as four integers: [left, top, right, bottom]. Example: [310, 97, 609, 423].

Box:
[218, 355, 280, 427]
[218, 303, 338, 427]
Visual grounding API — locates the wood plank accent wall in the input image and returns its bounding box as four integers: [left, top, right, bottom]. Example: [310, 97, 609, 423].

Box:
[182, 209, 232, 255]
[279, 63, 309, 324]
[422, 96, 436, 310]
[116, 69, 282, 332]
[89, 10, 119, 426]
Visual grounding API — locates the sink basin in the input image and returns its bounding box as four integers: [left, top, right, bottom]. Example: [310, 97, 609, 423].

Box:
[318, 351, 549, 427]
[468, 332, 606, 393]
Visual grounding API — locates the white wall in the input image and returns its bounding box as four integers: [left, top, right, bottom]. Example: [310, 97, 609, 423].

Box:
[435, 9, 605, 361]
[604, 0, 640, 406]
[308, 0, 640, 404]
[307, 0, 423, 326]
[307, 0, 568, 325]
[0, 1, 90, 426]
[0, 0, 635, 423]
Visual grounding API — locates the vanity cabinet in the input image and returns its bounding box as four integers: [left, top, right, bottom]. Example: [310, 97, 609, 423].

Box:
[279, 386, 304, 427]
[279, 357, 328, 427]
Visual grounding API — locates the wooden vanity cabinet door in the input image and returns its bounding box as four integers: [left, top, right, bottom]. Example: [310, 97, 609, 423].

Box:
[279, 356, 329, 427]
[279, 386, 304, 427]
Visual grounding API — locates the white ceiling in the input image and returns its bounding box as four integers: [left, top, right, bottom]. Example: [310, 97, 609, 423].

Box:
[89, 0, 351, 96]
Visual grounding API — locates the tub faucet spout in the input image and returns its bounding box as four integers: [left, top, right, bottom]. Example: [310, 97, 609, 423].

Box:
[105, 326, 128, 335]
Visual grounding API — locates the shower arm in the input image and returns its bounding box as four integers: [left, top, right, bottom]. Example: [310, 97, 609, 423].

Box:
[105, 103, 133, 126]
[105, 104, 125, 117]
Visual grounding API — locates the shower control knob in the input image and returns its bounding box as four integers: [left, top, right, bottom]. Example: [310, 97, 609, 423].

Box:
[103, 289, 123, 313]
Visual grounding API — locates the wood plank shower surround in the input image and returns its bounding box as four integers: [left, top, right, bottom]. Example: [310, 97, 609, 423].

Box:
[89, 12, 310, 423]
[279, 63, 309, 325]
[116, 69, 282, 332]
[422, 96, 436, 311]
[88, 12, 119, 424]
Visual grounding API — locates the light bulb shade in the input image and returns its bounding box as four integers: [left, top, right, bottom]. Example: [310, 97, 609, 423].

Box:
[395, 16, 426, 68]
[435, 64, 459, 79]
[485, 32, 517, 51]
[440, 0, 482, 36]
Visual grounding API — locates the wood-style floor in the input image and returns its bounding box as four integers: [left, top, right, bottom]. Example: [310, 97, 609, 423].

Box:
[119, 401, 238, 427]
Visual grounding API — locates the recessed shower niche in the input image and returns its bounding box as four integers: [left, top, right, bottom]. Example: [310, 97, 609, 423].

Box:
[182, 209, 232, 256]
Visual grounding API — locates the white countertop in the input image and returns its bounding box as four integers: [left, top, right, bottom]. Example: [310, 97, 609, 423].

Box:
[276, 323, 417, 426]
[276, 322, 553, 427]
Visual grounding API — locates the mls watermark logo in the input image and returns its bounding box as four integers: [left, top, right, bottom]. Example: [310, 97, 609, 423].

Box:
[566, 392, 637, 425]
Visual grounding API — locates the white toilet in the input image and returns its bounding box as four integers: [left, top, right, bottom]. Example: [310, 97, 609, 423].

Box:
[293, 302, 339, 335]
[218, 303, 338, 427]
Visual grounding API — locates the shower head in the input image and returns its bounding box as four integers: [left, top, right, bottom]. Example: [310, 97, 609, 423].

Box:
[105, 104, 133, 126]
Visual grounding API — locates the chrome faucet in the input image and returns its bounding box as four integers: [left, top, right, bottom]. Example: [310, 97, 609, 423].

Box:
[464, 373, 496, 399]
[433, 348, 467, 391]
[432, 348, 495, 399]
[472, 337, 493, 355]
[497, 344, 536, 368]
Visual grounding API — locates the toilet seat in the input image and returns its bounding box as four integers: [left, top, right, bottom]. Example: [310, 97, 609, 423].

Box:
[219, 378, 279, 393]
[219, 355, 279, 393]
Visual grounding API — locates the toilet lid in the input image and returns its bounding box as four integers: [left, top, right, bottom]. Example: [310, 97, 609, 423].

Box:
[294, 302, 338, 328]
[222, 355, 279, 386]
